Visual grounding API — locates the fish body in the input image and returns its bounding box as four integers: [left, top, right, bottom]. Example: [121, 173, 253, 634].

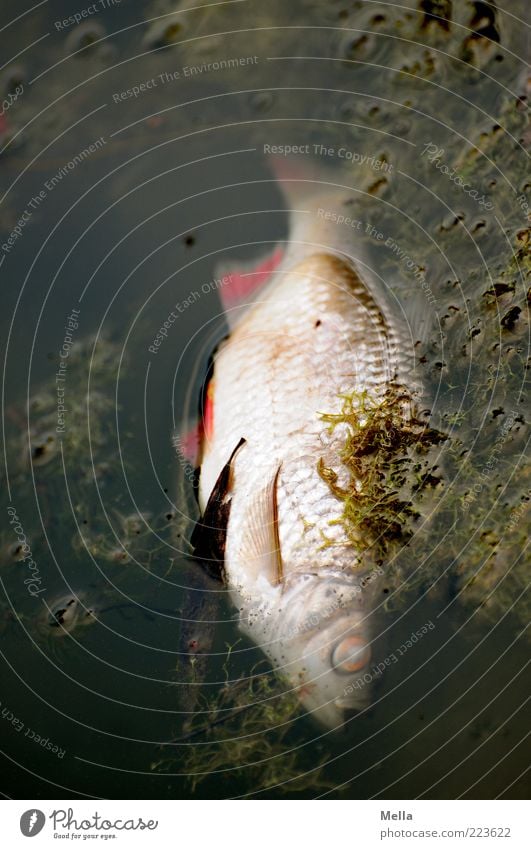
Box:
[193, 183, 419, 728]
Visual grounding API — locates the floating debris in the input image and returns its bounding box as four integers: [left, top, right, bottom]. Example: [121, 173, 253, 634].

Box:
[42, 593, 98, 638]
[29, 432, 58, 467]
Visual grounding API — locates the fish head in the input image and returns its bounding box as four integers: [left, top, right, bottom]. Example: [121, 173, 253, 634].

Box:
[274, 573, 377, 728]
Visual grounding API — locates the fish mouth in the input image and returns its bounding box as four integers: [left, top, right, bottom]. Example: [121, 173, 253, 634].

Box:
[335, 696, 364, 710]
[296, 679, 373, 729]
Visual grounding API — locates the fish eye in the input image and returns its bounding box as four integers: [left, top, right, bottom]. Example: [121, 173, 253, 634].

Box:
[331, 635, 371, 674]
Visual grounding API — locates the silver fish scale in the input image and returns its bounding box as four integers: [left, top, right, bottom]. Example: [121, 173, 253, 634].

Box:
[199, 252, 410, 593]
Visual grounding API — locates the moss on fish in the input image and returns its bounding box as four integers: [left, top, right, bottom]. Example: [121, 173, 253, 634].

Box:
[318, 385, 446, 560]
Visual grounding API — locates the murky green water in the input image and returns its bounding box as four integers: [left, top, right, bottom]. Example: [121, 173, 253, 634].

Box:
[0, 0, 529, 799]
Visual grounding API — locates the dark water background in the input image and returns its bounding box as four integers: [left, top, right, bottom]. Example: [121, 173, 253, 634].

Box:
[0, 0, 529, 799]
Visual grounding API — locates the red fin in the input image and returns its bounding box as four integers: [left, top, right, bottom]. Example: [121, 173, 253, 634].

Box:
[203, 379, 215, 441]
[218, 246, 283, 313]
[175, 423, 202, 464]
[175, 378, 215, 464]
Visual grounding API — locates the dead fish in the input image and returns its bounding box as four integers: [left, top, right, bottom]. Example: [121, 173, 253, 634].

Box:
[186, 159, 427, 728]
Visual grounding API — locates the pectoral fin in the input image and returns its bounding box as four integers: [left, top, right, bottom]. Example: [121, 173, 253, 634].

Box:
[191, 438, 245, 582]
[236, 466, 283, 586]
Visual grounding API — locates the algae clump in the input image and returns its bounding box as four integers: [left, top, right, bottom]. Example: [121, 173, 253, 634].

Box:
[318, 384, 446, 560]
[155, 662, 335, 796]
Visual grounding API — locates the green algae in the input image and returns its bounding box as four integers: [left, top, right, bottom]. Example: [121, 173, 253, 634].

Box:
[154, 661, 335, 796]
[318, 385, 446, 561]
